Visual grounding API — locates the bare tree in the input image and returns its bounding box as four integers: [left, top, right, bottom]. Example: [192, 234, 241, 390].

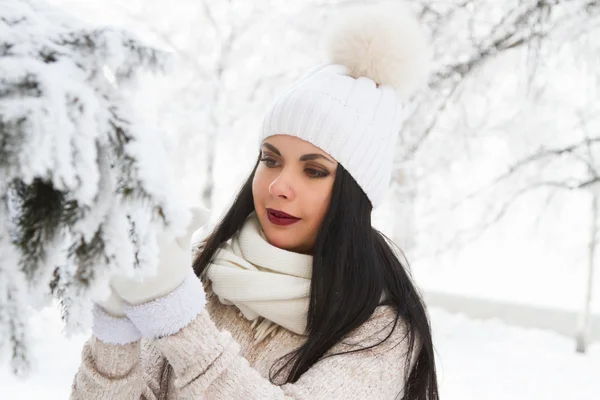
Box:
[577, 189, 598, 352]
[387, 0, 600, 253]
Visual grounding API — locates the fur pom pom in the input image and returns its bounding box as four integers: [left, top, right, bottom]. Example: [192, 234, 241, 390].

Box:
[326, 3, 431, 99]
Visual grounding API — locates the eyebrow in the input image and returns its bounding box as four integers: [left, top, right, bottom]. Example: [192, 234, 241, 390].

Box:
[262, 142, 335, 164]
[262, 142, 281, 156]
[299, 154, 335, 164]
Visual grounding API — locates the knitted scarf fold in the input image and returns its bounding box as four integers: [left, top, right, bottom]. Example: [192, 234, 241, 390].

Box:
[206, 214, 312, 344]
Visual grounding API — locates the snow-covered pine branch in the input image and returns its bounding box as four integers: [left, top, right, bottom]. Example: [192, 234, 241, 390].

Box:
[0, 0, 190, 376]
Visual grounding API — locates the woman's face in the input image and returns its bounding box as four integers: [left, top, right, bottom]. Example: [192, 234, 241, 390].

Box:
[252, 135, 338, 254]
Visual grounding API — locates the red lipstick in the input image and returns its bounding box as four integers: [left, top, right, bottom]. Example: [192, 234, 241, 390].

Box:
[266, 208, 300, 226]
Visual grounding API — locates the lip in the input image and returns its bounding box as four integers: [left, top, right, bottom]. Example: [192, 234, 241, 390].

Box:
[266, 208, 300, 226]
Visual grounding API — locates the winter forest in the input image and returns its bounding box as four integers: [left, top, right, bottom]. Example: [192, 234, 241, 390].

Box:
[1, 0, 599, 398]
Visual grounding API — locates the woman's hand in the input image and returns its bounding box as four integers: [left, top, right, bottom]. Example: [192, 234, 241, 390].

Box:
[91, 206, 210, 343]
[94, 290, 128, 317]
[111, 206, 210, 305]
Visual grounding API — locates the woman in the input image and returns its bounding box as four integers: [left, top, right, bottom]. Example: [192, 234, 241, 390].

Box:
[71, 5, 438, 400]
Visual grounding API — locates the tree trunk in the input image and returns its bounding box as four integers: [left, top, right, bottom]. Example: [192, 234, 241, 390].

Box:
[392, 161, 417, 254]
[202, 128, 216, 209]
[576, 191, 598, 353]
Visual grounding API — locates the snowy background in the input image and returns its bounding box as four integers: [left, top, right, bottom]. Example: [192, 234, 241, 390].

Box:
[2, 304, 599, 399]
[2, 0, 600, 398]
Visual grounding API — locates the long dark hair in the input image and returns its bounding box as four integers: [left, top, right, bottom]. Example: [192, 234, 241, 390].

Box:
[193, 158, 439, 400]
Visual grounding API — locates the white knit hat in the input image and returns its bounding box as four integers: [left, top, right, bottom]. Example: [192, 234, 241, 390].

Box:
[260, 4, 431, 207]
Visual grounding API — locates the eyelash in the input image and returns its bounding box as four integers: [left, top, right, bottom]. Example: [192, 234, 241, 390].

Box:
[259, 156, 329, 179]
[305, 168, 329, 179]
[259, 156, 279, 168]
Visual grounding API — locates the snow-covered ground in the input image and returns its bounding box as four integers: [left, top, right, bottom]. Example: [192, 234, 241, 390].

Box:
[2, 305, 598, 399]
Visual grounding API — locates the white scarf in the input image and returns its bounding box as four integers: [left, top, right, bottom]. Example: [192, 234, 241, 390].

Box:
[206, 214, 312, 344]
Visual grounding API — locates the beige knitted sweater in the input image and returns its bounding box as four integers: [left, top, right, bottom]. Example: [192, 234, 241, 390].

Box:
[70, 283, 412, 399]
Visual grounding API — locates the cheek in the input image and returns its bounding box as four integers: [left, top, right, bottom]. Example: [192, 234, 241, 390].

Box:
[305, 182, 333, 223]
[252, 168, 270, 202]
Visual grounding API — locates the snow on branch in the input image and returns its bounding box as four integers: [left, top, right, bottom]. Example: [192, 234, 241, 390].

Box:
[433, 135, 600, 255]
[0, 0, 189, 376]
[402, 0, 600, 158]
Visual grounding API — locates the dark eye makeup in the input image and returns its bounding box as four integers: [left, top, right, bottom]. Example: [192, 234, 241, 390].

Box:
[259, 148, 331, 179]
[304, 167, 329, 178]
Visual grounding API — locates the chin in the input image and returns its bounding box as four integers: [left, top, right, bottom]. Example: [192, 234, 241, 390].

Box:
[263, 229, 299, 252]
[256, 211, 307, 252]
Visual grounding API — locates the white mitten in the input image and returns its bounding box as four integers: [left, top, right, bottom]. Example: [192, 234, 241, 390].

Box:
[112, 206, 210, 305]
[114, 206, 210, 339]
[95, 290, 127, 317]
[92, 285, 142, 345]
[91, 206, 209, 343]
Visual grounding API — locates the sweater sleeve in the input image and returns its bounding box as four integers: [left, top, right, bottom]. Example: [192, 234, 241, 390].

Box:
[70, 306, 159, 400]
[125, 275, 413, 400]
[157, 309, 410, 400]
[70, 337, 149, 400]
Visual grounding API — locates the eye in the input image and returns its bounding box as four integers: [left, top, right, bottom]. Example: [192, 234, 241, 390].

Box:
[305, 168, 329, 179]
[259, 156, 280, 168]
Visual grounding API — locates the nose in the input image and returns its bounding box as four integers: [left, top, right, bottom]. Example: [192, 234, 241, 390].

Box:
[268, 171, 295, 200]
